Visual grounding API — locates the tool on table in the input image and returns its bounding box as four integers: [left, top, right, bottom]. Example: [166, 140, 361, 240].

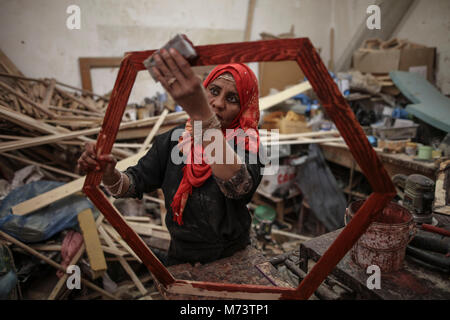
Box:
[421, 223, 450, 237]
[392, 174, 435, 225]
[406, 246, 450, 273]
[409, 229, 450, 254]
[144, 34, 198, 82]
[406, 228, 450, 273]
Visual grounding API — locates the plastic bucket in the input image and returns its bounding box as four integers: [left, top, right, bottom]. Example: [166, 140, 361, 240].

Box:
[345, 200, 416, 273]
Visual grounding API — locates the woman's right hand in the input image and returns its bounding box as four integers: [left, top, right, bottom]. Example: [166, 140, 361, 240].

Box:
[76, 142, 117, 178]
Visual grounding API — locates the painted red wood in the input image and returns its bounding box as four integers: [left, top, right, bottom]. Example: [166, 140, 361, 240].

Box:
[127, 38, 307, 70]
[84, 57, 137, 188]
[83, 37, 396, 300]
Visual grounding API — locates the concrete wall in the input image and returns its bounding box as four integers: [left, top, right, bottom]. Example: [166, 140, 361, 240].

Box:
[392, 0, 450, 94]
[0, 0, 448, 104]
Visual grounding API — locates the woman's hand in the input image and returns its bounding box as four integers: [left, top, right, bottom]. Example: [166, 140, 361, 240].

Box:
[151, 48, 214, 121]
[76, 142, 117, 181]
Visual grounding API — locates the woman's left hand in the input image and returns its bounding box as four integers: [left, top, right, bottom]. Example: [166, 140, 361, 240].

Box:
[151, 48, 213, 121]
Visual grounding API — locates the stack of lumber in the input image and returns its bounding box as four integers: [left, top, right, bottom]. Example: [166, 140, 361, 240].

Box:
[0, 50, 180, 299]
[0, 207, 170, 300]
[0, 49, 187, 183]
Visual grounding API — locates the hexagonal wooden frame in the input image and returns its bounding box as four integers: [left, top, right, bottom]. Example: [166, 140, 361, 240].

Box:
[82, 38, 396, 299]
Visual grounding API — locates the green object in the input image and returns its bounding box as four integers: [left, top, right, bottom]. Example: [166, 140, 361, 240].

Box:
[390, 71, 450, 133]
[253, 205, 276, 225]
[417, 145, 433, 160]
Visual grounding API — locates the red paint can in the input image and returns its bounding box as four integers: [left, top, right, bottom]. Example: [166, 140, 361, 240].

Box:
[345, 200, 416, 273]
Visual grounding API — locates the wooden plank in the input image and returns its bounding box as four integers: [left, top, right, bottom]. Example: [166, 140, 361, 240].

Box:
[259, 81, 312, 111]
[30, 244, 62, 251]
[264, 137, 343, 146]
[85, 187, 176, 287]
[11, 150, 146, 216]
[0, 152, 81, 178]
[102, 224, 143, 263]
[97, 225, 147, 295]
[55, 88, 99, 113]
[156, 190, 167, 230]
[42, 119, 102, 128]
[244, 0, 256, 41]
[255, 262, 293, 287]
[139, 108, 169, 153]
[123, 216, 151, 223]
[49, 105, 103, 117]
[48, 243, 86, 300]
[116, 122, 181, 140]
[0, 127, 100, 152]
[57, 141, 143, 149]
[30, 243, 126, 256]
[0, 104, 59, 134]
[328, 27, 334, 71]
[77, 208, 107, 279]
[0, 81, 55, 117]
[0, 134, 27, 140]
[126, 222, 171, 240]
[79, 57, 123, 92]
[0, 230, 118, 300]
[0, 112, 185, 153]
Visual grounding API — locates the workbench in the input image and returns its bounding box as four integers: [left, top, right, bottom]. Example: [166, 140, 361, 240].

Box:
[320, 143, 438, 180]
[299, 226, 450, 300]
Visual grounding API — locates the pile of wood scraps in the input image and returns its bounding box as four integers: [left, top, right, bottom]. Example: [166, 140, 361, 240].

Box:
[0, 206, 169, 300]
[0, 49, 186, 300]
[0, 50, 187, 183]
[260, 129, 343, 146]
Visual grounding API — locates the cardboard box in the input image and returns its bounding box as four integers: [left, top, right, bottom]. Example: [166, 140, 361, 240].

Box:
[259, 61, 305, 97]
[353, 47, 436, 82]
[258, 165, 297, 195]
[258, 30, 305, 97]
[278, 117, 310, 134]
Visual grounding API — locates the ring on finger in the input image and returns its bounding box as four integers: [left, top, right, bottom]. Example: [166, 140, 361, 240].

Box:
[167, 77, 177, 86]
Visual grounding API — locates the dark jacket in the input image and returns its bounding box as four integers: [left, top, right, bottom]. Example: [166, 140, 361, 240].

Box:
[125, 123, 264, 265]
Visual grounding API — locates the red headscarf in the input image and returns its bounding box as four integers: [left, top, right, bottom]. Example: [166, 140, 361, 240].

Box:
[171, 63, 260, 226]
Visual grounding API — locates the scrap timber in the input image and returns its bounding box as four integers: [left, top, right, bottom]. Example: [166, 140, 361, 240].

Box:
[82, 37, 396, 300]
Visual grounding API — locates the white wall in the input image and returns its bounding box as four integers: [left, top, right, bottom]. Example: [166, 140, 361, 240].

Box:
[0, 0, 248, 103]
[1, 0, 449, 104]
[392, 0, 450, 94]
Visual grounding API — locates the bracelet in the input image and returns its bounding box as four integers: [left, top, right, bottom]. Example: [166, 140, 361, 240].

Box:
[103, 171, 122, 188]
[104, 172, 124, 196]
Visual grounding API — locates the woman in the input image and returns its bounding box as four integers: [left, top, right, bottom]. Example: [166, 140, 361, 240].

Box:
[77, 48, 264, 266]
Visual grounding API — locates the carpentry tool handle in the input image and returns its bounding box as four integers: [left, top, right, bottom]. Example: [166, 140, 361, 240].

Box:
[392, 174, 407, 200]
[408, 221, 417, 244]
